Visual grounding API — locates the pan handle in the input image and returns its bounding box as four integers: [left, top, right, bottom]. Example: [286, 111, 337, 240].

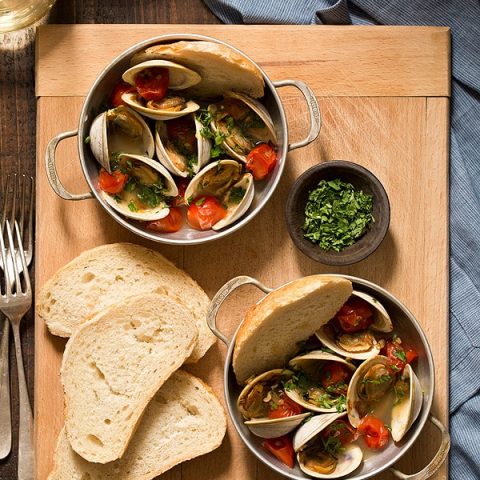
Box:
[272, 79, 321, 152]
[390, 415, 450, 480]
[45, 130, 94, 201]
[207, 275, 273, 346]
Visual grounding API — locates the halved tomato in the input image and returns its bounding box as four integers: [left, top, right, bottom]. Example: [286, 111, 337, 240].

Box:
[262, 436, 295, 468]
[98, 169, 128, 194]
[110, 81, 135, 107]
[135, 67, 169, 101]
[146, 207, 183, 233]
[335, 297, 373, 333]
[320, 362, 352, 394]
[322, 419, 358, 445]
[187, 196, 227, 230]
[358, 415, 390, 450]
[246, 143, 277, 180]
[268, 394, 303, 419]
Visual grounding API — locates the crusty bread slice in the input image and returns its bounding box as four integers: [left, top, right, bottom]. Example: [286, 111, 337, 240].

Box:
[233, 276, 353, 384]
[130, 41, 265, 98]
[61, 294, 198, 464]
[37, 242, 215, 363]
[49, 371, 227, 480]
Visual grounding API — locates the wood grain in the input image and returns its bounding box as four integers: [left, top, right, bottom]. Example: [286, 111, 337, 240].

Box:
[35, 24, 451, 98]
[35, 81, 449, 480]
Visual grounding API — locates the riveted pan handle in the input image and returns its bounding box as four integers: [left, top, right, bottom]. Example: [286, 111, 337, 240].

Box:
[272, 79, 321, 151]
[207, 275, 273, 346]
[390, 416, 450, 480]
[45, 130, 94, 201]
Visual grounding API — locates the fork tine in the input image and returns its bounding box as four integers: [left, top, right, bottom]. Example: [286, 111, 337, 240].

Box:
[0, 174, 8, 232]
[0, 222, 11, 295]
[14, 221, 30, 294]
[8, 174, 17, 228]
[26, 177, 34, 261]
[5, 221, 20, 294]
[19, 175, 26, 236]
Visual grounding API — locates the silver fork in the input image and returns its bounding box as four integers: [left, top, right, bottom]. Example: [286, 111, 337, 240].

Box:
[0, 174, 34, 460]
[0, 220, 34, 480]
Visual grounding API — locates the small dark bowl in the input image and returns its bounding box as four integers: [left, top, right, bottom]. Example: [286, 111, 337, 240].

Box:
[285, 160, 390, 265]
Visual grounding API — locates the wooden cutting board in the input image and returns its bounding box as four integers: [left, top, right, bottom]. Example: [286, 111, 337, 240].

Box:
[35, 25, 450, 480]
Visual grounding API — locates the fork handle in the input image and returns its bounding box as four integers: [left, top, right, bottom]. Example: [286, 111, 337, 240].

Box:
[0, 317, 12, 459]
[11, 322, 34, 479]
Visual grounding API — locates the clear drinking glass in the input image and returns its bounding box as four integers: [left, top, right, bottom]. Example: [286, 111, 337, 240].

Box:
[0, 0, 55, 33]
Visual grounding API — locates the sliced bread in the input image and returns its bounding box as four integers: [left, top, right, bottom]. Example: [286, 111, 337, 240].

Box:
[61, 293, 197, 464]
[49, 370, 227, 480]
[130, 41, 265, 98]
[232, 275, 353, 384]
[37, 242, 215, 363]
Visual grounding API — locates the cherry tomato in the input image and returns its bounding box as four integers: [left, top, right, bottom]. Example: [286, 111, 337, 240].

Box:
[262, 436, 295, 468]
[358, 415, 390, 450]
[268, 394, 303, 419]
[146, 207, 183, 233]
[98, 169, 128, 194]
[382, 341, 407, 373]
[246, 143, 277, 180]
[335, 297, 373, 333]
[187, 196, 227, 230]
[173, 178, 190, 207]
[320, 362, 352, 394]
[166, 117, 196, 151]
[322, 420, 358, 445]
[135, 67, 169, 101]
[110, 81, 135, 107]
[405, 346, 419, 364]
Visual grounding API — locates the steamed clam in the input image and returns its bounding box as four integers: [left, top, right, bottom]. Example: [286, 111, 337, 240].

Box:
[285, 351, 356, 413]
[89, 105, 154, 173]
[293, 413, 363, 478]
[237, 369, 311, 439]
[155, 115, 211, 177]
[208, 91, 277, 163]
[100, 153, 178, 221]
[184, 159, 254, 230]
[121, 60, 201, 120]
[316, 291, 393, 360]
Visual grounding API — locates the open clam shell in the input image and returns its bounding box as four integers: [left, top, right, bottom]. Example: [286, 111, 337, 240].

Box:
[208, 91, 277, 163]
[293, 413, 363, 479]
[346, 355, 395, 428]
[315, 291, 391, 360]
[154, 115, 211, 178]
[285, 351, 356, 413]
[237, 369, 311, 439]
[100, 154, 178, 221]
[89, 105, 154, 173]
[391, 364, 423, 442]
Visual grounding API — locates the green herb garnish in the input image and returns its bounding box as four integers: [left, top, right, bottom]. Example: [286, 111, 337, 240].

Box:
[135, 183, 165, 208]
[84, 136, 91, 144]
[229, 187, 246, 204]
[195, 197, 206, 206]
[303, 178, 374, 252]
[394, 349, 407, 362]
[361, 374, 392, 385]
[128, 200, 138, 212]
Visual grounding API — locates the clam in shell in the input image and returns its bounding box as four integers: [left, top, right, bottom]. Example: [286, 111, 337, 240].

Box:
[155, 115, 211, 177]
[293, 413, 363, 479]
[121, 60, 201, 121]
[346, 355, 395, 428]
[391, 364, 423, 442]
[184, 160, 255, 230]
[89, 105, 154, 173]
[237, 369, 311, 439]
[315, 291, 392, 360]
[208, 91, 277, 163]
[285, 351, 356, 413]
[100, 154, 178, 221]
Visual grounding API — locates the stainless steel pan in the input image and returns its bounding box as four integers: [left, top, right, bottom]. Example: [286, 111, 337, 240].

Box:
[44, 34, 321, 245]
[207, 274, 450, 480]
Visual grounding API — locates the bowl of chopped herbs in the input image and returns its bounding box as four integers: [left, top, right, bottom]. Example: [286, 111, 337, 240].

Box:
[285, 161, 390, 265]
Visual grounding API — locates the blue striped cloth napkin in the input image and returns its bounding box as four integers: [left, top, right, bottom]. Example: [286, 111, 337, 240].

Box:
[203, 0, 480, 478]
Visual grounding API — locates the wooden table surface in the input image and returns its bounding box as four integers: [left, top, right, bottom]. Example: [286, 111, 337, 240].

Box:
[0, 2, 219, 477]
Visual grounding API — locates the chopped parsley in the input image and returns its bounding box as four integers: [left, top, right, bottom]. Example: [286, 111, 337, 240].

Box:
[229, 187, 246, 204]
[84, 136, 91, 144]
[362, 374, 392, 385]
[303, 178, 374, 252]
[135, 182, 165, 208]
[394, 349, 407, 362]
[128, 200, 138, 212]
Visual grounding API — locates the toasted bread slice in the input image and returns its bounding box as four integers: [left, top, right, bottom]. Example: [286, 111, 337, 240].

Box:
[37, 242, 214, 363]
[233, 275, 353, 384]
[130, 40, 265, 98]
[62, 294, 197, 463]
[49, 371, 226, 479]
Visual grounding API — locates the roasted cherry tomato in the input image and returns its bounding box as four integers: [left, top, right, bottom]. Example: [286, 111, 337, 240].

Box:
[358, 415, 390, 450]
[262, 436, 295, 468]
[135, 67, 169, 101]
[110, 81, 135, 107]
[187, 196, 227, 230]
[98, 168, 128, 194]
[246, 143, 277, 181]
[320, 362, 352, 394]
[382, 341, 407, 373]
[166, 117, 196, 151]
[268, 394, 303, 419]
[335, 297, 373, 333]
[173, 178, 190, 207]
[405, 346, 419, 364]
[146, 207, 183, 233]
[322, 419, 358, 445]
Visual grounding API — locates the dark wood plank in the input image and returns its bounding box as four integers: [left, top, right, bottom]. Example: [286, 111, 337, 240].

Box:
[0, 2, 219, 477]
